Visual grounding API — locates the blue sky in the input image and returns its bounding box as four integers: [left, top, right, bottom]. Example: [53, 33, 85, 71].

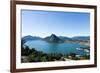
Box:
[21, 10, 90, 38]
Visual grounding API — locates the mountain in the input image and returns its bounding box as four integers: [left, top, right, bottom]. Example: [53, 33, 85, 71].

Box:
[59, 36, 72, 41]
[22, 35, 42, 43]
[21, 35, 90, 44]
[72, 36, 90, 41]
[44, 34, 64, 43]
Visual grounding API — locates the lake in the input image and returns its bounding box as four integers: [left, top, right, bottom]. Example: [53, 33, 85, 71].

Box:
[24, 40, 89, 56]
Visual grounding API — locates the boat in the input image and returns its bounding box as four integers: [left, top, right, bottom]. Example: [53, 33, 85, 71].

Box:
[76, 48, 82, 50]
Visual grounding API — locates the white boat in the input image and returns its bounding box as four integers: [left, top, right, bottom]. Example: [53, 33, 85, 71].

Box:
[76, 48, 82, 50]
[84, 49, 90, 53]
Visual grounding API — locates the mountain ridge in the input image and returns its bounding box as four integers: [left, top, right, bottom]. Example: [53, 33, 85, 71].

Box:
[22, 34, 90, 43]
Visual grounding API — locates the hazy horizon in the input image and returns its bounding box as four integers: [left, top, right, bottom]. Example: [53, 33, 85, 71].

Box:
[22, 34, 90, 38]
[22, 10, 90, 37]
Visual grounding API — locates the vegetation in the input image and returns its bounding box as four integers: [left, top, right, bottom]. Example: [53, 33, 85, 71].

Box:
[21, 46, 90, 63]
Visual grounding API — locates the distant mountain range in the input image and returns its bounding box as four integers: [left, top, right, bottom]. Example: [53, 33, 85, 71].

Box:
[72, 36, 90, 41]
[22, 34, 90, 43]
[21, 35, 42, 44]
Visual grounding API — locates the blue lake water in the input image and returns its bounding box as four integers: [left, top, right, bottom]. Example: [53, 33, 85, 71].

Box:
[24, 40, 89, 56]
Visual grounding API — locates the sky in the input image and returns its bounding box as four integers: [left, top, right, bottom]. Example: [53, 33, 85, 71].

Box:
[21, 10, 90, 38]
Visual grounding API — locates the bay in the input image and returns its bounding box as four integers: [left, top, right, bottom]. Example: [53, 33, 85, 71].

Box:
[24, 40, 89, 56]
